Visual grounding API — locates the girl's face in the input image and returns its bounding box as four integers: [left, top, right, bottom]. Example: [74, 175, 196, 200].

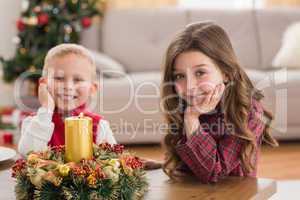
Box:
[46, 54, 97, 112]
[173, 51, 227, 106]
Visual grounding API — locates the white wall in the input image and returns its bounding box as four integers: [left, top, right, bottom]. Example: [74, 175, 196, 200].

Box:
[0, 0, 21, 59]
[0, 0, 21, 106]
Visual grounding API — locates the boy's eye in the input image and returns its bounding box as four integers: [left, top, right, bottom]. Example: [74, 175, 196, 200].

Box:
[173, 74, 185, 81]
[54, 76, 64, 81]
[74, 78, 84, 82]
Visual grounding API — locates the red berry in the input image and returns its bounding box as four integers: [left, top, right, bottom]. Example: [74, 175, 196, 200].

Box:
[81, 17, 92, 28]
[3, 132, 13, 144]
[16, 19, 25, 32]
[38, 13, 49, 26]
[113, 144, 124, 154]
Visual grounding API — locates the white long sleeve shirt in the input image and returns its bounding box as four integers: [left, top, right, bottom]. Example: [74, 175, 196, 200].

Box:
[18, 107, 117, 156]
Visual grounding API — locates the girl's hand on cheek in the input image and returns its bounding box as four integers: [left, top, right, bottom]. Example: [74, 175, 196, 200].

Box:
[195, 83, 225, 115]
[38, 77, 55, 112]
[183, 83, 225, 138]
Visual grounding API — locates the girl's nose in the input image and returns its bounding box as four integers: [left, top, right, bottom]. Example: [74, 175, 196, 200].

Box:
[186, 76, 197, 93]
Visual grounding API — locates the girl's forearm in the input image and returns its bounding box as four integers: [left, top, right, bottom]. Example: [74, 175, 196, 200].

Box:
[175, 131, 243, 183]
[184, 117, 201, 139]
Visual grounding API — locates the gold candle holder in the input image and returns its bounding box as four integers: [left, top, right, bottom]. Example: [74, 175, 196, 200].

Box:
[65, 113, 93, 163]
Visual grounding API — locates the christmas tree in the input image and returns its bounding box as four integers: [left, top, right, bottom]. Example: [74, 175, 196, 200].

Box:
[0, 0, 104, 83]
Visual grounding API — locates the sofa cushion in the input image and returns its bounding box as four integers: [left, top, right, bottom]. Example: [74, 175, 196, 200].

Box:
[246, 68, 300, 129]
[99, 71, 161, 117]
[256, 8, 300, 68]
[91, 51, 126, 78]
[97, 71, 163, 143]
[102, 8, 187, 73]
[188, 9, 260, 70]
[272, 22, 300, 68]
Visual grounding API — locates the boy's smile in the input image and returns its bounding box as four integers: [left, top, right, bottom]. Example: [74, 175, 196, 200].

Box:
[56, 93, 78, 102]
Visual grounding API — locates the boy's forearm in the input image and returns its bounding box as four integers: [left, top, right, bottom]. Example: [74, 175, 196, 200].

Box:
[18, 108, 54, 155]
[96, 119, 117, 145]
[18, 134, 49, 157]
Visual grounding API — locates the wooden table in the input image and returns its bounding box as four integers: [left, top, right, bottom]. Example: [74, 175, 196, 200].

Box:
[144, 170, 277, 200]
[0, 158, 276, 200]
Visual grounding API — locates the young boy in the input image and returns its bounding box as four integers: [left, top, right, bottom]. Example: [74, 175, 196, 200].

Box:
[18, 44, 116, 156]
[18, 43, 162, 169]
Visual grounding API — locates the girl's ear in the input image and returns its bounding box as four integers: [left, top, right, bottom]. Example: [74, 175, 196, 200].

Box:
[223, 74, 229, 84]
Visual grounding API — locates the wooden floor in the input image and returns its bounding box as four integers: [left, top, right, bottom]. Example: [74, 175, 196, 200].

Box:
[126, 140, 300, 180]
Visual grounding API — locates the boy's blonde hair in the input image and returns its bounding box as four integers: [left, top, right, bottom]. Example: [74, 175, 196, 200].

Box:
[43, 43, 96, 80]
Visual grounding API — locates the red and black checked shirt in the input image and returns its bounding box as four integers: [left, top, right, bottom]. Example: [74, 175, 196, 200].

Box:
[175, 99, 265, 183]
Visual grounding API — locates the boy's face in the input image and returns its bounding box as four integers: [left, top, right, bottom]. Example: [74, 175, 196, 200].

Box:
[45, 54, 97, 112]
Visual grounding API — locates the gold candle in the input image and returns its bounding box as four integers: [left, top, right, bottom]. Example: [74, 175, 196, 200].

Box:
[65, 113, 93, 163]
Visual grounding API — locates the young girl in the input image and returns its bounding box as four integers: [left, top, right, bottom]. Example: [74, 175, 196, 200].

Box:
[161, 22, 278, 183]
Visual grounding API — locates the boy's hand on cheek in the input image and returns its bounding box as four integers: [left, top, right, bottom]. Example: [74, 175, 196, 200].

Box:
[38, 77, 55, 112]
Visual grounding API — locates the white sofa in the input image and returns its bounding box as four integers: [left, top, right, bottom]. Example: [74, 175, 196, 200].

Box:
[80, 8, 300, 144]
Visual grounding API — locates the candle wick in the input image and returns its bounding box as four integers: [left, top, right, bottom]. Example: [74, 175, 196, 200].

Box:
[79, 112, 84, 118]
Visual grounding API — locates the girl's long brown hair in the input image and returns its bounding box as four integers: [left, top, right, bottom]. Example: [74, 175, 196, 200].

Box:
[161, 22, 278, 178]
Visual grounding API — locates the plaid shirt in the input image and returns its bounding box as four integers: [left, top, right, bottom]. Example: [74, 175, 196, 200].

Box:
[175, 99, 265, 183]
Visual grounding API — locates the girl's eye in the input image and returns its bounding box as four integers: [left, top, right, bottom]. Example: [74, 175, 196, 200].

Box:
[173, 74, 185, 81]
[195, 71, 205, 77]
[54, 76, 64, 81]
